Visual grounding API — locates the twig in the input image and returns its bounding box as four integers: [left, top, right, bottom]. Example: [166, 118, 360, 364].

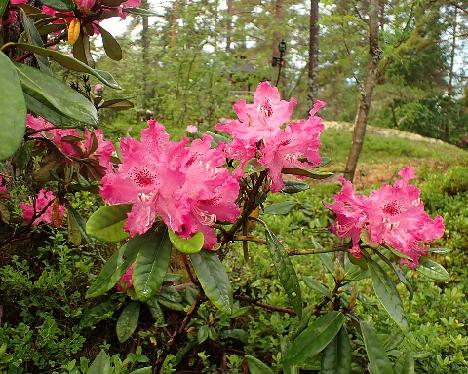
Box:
[287, 248, 344, 256]
[235, 295, 296, 316]
[233, 235, 267, 245]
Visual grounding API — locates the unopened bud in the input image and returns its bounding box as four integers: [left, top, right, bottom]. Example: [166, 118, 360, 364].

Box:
[68, 18, 81, 46]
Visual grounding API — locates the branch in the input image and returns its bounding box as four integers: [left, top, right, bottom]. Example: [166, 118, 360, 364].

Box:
[234, 295, 296, 316]
[287, 248, 345, 256]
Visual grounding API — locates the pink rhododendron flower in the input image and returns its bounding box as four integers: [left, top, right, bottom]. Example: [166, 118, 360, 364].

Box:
[117, 263, 134, 292]
[100, 120, 240, 248]
[326, 167, 445, 267]
[216, 82, 325, 192]
[0, 176, 10, 199]
[186, 125, 198, 134]
[74, 0, 96, 11]
[94, 83, 103, 95]
[19, 189, 65, 227]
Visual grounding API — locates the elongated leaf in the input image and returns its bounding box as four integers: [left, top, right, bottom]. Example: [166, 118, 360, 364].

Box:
[86, 234, 152, 298]
[19, 10, 51, 73]
[394, 352, 414, 374]
[0, 0, 8, 19]
[11, 43, 120, 89]
[99, 98, 134, 111]
[129, 368, 152, 374]
[321, 326, 351, 374]
[282, 168, 333, 180]
[283, 311, 344, 366]
[133, 227, 172, 301]
[39, 0, 75, 11]
[101, 0, 127, 6]
[16, 63, 98, 127]
[0, 52, 26, 160]
[416, 258, 449, 281]
[97, 25, 122, 60]
[360, 321, 394, 374]
[282, 180, 310, 194]
[81, 299, 118, 328]
[169, 230, 204, 254]
[245, 355, 275, 374]
[88, 350, 110, 374]
[116, 301, 140, 343]
[86, 204, 130, 242]
[66, 205, 89, 243]
[369, 260, 409, 330]
[265, 228, 302, 317]
[123, 7, 162, 16]
[427, 247, 450, 254]
[189, 251, 233, 315]
[23, 92, 79, 128]
[73, 32, 95, 67]
[264, 201, 297, 215]
[303, 276, 329, 296]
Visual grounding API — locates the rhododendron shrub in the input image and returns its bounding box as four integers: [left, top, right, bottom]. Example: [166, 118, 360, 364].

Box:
[0, 5, 452, 371]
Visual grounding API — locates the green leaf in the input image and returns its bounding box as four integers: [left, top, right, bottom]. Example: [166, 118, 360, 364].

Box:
[101, 0, 127, 6]
[283, 311, 345, 366]
[97, 25, 123, 61]
[145, 297, 165, 325]
[0, 52, 26, 161]
[263, 201, 297, 215]
[219, 329, 248, 344]
[282, 168, 333, 180]
[321, 325, 352, 374]
[416, 258, 449, 281]
[189, 251, 233, 315]
[123, 7, 162, 17]
[86, 204, 131, 243]
[133, 227, 172, 301]
[39, 0, 75, 11]
[16, 63, 98, 127]
[19, 10, 51, 73]
[369, 260, 409, 330]
[320, 252, 334, 274]
[86, 234, 152, 298]
[129, 368, 152, 374]
[116, 301, 140, 343]
[197, 325, 210, 344]
[81, 300, 118, 328]
[427, 247, 450, 254]
[88, 350, 110, 374]
[303, 276, 329, 296]
[99, 98, 134, 111]
[265, 227, 302, 317]
[12, 43, 121, 89]
[360, 321, 394, 374]
[73, 32, 95, 67]
[394, 352, 414, 374]
[66, 205, 89, 243]
[282, 180, 310, 194]
[245, 355, 275, 374]
[168, 230, 204, 254]
[0, 0, 8, 19]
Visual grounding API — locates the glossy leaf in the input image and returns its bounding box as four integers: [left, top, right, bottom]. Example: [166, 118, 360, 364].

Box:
[394, 352, 414, 374]
[189, 251, 233, 315]
[360, 321, 394, 374]
[85, 234, 153, 298]
[12, 43, 120, 89]
[98, 25, 123, 61]
[116, 301, 140, 343]
[67, 205, 89, 243]
[123, 7, 162, 17]
[0, 52, 26, 161]
[283, 311, 345, 366]
[321, 326, 352, 374]
[263, 201, 297, 215]
[427, 247, 450, 254]
[73, 32, 95, 67]
[86, 204, 130, 242]
[99, 98, 134, 111]
[19, 10, 51, 73]
[169, 230, 204, 254]
[303, 276, 329, 296]
[0, 0, 8, 19]
[88, 350, 110, 374]
[129, 368, 152, 374]
[101, 0, 127, 6]
[80, 299, 118, 328]
[282, 180, 310, 194]
[416, 258, 449, 281]
[282, 168, 333, 179]
[265, 227, 302, 317]
[39, 0, 75, 11]
[245, 355, 275, 374]
[16, 63, 98, 127]
[369, 260, 409, 330]
[133, 227, 172, 301]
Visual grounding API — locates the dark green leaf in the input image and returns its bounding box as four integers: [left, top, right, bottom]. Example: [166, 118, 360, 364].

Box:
[321, 326, 352, 374]
[0, 52, 26, 161]
[282, 168, 333, 179]
[198, 325, 210, 344]
[416, 258, 449, 281]
[73, 32, 95, 67]
[36, 23, 67, 35]
[189, 251, 233, 315]
[39, 0, 75, 11]
[86, 234, 152, 298]
[263, 201, 297, 215]
[97, 25, 123, 61]
[265, 228, 302, 317]
[245, 355, 275, 374]
[19, 10, 51, 73]
[282, 180, 310, 194]
[101, 0, 127, 6]
[369, 260, 409, 330]
[116, 301, 140, 343]
[80, 300, 118, 328]
[86, 204, 130, 242]
[98, 98, 134, 111]
[145, 298, 165, 325]
[129, 368, 152, 374]
[0, 0, 8, 19]
[283, 311, 345, 366]
[16, 63, 98, 127]
[360, 321, 394, 374]
[88, 350, 110, 374]
[303, 276, 329, 296]
[123, 7, 162, 17]
[394, 352, 414, 374]
[319, 252, 334, 274]
[168, 230, 204, 254]
[219, 329, 248, 344]
[133, 227, 172, 301]
[67, 205, 89, 243]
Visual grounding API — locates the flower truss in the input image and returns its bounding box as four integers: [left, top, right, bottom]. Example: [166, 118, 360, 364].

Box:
[19, 189, 65, 227]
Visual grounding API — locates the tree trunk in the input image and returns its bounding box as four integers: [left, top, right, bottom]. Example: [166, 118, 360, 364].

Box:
[307, 0, 319, 107]
[141, 0, 150, 109]
[447, 7, 457, 98]
[343, 0, 381, 182]
[170, 0, 180, 48]
[272, 0, 283, 86]
[226, 0, 233, 52]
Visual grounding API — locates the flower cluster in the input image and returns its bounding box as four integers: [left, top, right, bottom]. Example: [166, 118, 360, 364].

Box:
[326, 167, 444, 268]
[0, 176, 10, 199]
[216, 82, 325, 192]
[100, 120, 240, 248]
[19, 189, 65, 227]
